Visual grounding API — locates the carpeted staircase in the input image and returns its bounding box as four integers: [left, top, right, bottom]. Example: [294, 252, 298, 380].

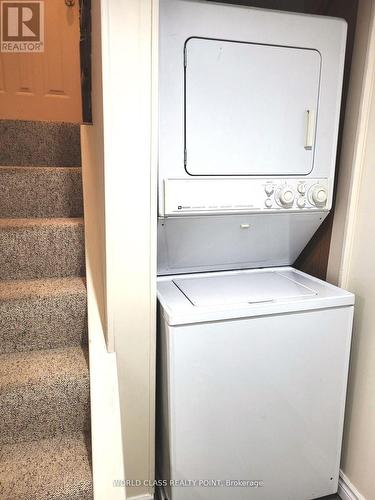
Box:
[0, 121, 93, 499]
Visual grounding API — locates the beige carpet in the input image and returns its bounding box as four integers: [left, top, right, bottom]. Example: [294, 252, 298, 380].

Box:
[0, 127, 92, 499]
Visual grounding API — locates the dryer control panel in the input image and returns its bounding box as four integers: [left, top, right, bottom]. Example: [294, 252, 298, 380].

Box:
[164, 178, 330, 216]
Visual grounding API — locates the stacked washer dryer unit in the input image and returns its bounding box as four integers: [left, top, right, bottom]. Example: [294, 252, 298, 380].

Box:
[157, 1, 354, 500]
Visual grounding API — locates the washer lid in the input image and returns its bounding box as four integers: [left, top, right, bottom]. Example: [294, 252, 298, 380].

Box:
[173, 271, 316, 307]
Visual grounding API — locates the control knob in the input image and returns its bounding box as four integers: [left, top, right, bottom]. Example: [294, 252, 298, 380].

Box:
[265, 198, 273, 208]
[297, 197, 306, 209]
[276, 186, 295, 208]
[310, 185, 328, 207]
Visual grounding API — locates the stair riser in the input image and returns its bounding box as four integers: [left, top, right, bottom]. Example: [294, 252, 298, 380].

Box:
[0, 222, 85, 280]
[0, 168, 83, 218]
[0, 293, 87, 354]
[0, 120, 81, 167]
[0, 378, 90, 445]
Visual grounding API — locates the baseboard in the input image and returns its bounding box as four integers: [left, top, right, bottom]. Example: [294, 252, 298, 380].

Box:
[126, 476, 367, 500]
[127, 475, 363, 500]
[338, 470, 366, 500]
[127, 495, 154, 500]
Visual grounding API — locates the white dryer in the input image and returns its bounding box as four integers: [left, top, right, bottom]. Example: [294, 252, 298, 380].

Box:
[157, 268, 354, 500]
[157, 0, 347, 276]
[158, 0, 347, 219]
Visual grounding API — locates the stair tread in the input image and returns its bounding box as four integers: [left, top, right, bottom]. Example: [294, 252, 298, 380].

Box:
[0, 217, 84, 228]
[0, 432, 93, 500]
[0, 276, 86, 300]
[0, 345, 89, 390]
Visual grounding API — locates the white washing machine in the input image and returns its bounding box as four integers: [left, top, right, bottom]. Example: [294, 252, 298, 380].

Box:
[157, 268, 354, 500]
[156, 1, 353, 499]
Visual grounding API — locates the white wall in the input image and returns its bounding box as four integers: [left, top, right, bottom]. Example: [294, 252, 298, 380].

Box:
[328, 1, 375, 498]
[327, 0, 374, 287]
[82, 1, 158, 498]
[84, 1, 375, 498]
[81, 0, 126, 498]
[102, 1, 158, 497]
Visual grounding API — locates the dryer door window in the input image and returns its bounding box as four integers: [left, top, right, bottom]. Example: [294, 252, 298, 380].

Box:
[184, 38, 321, 176]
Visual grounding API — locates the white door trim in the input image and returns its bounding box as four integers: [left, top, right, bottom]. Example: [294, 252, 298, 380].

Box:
[336, 0, 375, 289]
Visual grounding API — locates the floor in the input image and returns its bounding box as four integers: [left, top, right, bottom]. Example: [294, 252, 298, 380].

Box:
[156, 489, 341, 499]
[318, 496, 340, 499]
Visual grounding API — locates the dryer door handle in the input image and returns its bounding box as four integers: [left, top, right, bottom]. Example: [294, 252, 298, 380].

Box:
[305, 109, 315, 151]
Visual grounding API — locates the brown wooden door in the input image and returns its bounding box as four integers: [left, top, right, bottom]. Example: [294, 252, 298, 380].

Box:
[0, 0, 82, 122]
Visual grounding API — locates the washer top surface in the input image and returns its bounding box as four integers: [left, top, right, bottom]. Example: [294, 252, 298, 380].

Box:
[158, 267, 354, 325]
[173, 271, 316, 307]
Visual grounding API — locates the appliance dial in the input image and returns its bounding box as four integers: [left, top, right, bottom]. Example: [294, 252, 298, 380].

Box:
[265, 198, 273, 208]
[310, 185, 328, 207]
[265, 184, 274, 196]
[276, 186, 295, 208]
[297, 197, 306, 209]
[297, 183, 306, 195]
